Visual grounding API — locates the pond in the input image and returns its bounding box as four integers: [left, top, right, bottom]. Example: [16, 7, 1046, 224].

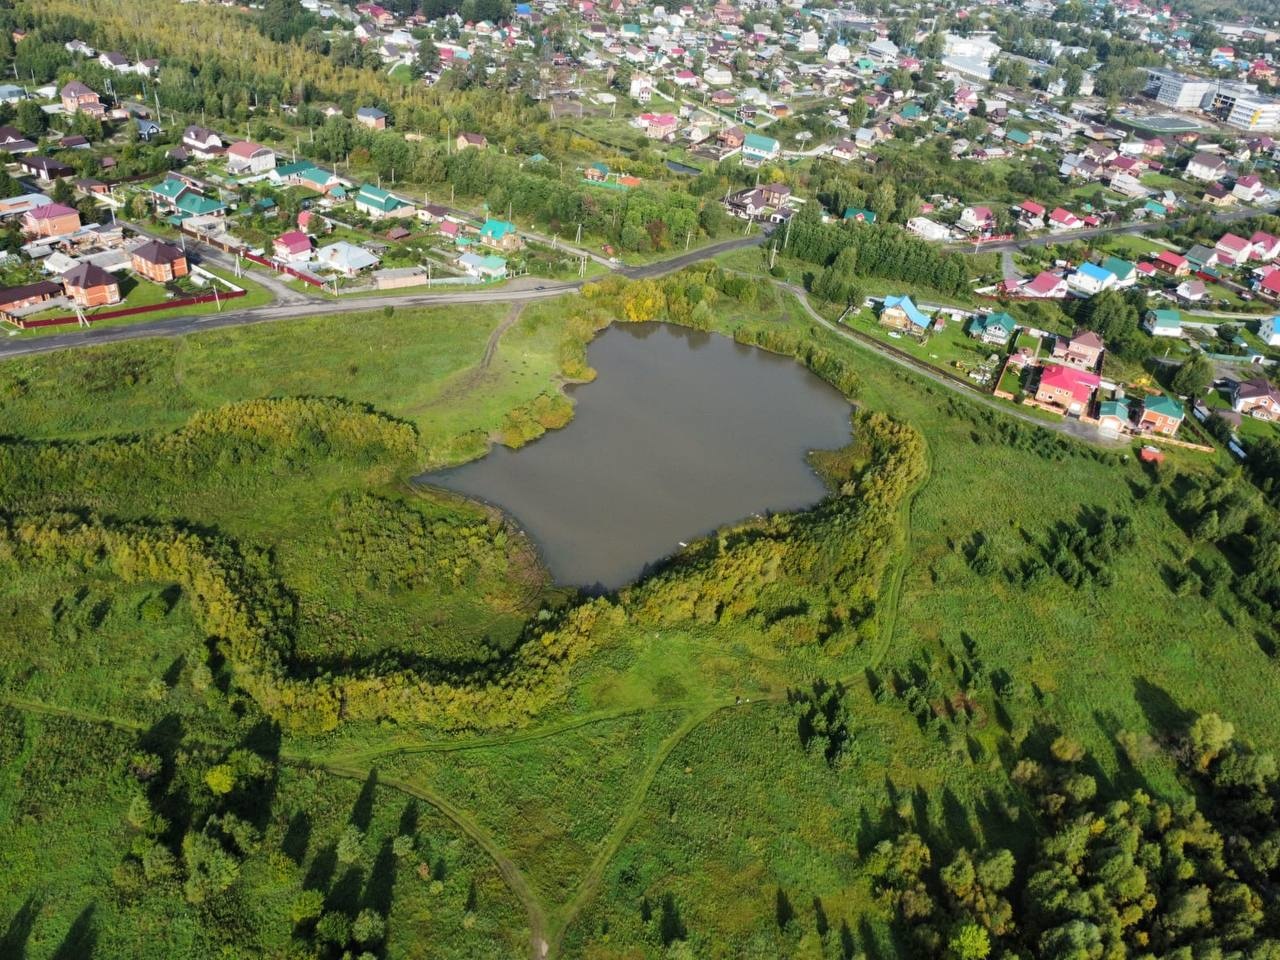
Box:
[421, 322, 853, 590]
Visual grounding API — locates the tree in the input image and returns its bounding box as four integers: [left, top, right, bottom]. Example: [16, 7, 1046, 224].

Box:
[336, 824, 366, 865]
[1187, 713, 1235, 770]
[352, 909, 387, 945]
[205, 764, 235, 796]
[1170, 353, 1212, 398]
[15, 99, 45, 139]
[947, 922, 990, 960]
[290, 889, 324, 926]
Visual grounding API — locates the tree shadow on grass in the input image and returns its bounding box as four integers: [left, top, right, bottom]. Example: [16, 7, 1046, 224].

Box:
[282, 811, 312, 866]
[363, 838, 397, 916]
[1133, 677, 1193, 739]
[350, 769, 378, 833]
[1, 896, 41, 960]
[303, 843, 337, 892]
[50, 905, 95, 960]
[326, 867, 365, 917]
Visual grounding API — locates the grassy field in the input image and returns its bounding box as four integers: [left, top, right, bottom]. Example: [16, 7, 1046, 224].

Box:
[1, 276, 1277, 959]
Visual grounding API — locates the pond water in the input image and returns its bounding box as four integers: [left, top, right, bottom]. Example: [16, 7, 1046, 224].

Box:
[421, 322, 853, 590]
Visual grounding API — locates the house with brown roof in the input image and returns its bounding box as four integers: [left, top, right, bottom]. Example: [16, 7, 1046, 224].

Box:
[1051, 330, 1105, 370]
[130, 240, 188, 282]
[182, 125, 224, 159]
[0, 279, 62, 315]
[1232, 377, 1280, 420]
[455, 131, 487, 151]
[60, 81, 103, 116]
[61, 262, 120, 307]
[19, 156, 74, 183]
[22, 202, 80, 238]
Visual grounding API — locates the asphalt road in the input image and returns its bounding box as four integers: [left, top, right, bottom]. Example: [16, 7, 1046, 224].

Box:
[955, 203, 1278, 254]
[0, 233, 766, 360]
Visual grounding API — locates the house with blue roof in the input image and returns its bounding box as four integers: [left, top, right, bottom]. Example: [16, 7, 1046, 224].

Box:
[1067, 261, 1116, 296]
[1143, 308, 1183, 338]
[479, 218, 521, 252]
[880, 295, 931, 333]
[457, 252, 508, 279]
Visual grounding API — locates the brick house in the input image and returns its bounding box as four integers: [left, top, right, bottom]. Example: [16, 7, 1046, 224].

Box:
[1232, 377, 1280, 419]
[1035, 364, 1100, 415]
[22, 202, 80, 237]
[1052, 330, 1105, 370]
[61, 262, 121, 307]
[130, 239, 189, 282]
[1137, 393, 1184, 435]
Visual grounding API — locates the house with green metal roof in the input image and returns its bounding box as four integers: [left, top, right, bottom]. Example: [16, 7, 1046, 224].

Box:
[1097, 397, 1132, 436]
[1143, 308, 1183, 337]
[969, 311, 1017, 345]
[149, 177, 190, 210]
[843, 207, 876, 223]
[742, 132, 780, 164]
[1006, 128, 1032, 147]
[1100, 256, 1136, 288]
[170, 192, 225, 223]
[1138, 393, 1184, 435]
[479, 218, 521, 251]
[354, 184, 415, 220]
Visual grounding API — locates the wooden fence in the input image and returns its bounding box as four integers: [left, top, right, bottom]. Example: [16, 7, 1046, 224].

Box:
[11, 288, 247, 329]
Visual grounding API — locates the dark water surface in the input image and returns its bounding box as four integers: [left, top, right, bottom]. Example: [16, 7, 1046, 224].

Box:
[421, 322, 853, 589]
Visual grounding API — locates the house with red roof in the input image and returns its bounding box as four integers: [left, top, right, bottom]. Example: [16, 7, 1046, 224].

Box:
[1016, 199, 1045, 229]
[1255, 268, 1280, 298]
[273, 230, 313, 262]
[1234, 175, 1267, 203]
[1023, 271, 1068, 299]
[226, 141, 275, 175]
[958, 205, 994, 234]
[1252, 232, 1280, 262]
[1215, 233, 1253, 266]
[1048, 207, 1083, 232]
[1035, 364, 1101, 415]
[1153, 250, 1190, 277]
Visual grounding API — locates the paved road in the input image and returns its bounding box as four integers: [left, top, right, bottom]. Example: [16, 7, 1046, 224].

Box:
[0, 234, 765, 360]
[952, 203, 1278, 255]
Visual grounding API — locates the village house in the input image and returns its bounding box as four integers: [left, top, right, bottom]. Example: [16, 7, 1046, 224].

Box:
[1023, 271, 1069, 299]
[1252, 232, 1280, 262]
[272, 230, 313, 262]
[455, 131, 488, 151]
[356, 107, 388, 130]
[1035, 364, 1100, 416]
[1233, 377, 1280, 419]
[878, 294, 930, 334]
[457, 251, 508, 279]
[1185, 152, 1228, 182]
[741, 132, 780, 164]
[1048, 207, 1083, 232]
[0, 279, 62, 316]
[644, 113, 678, 140]
[354, 184, 415, 220]
[1215, 232, 1253, 266]
[1234, 174, 1267, 203]
[182, 126, 224, 159]
[226, 141, 275, 175]
[1143, 308, 1183, 338]
[1068, 262, 1116, 296]
[20, 156, 74, 183]
[315, 241, 380, 277]
[969, 311, 1016, 345]
[60, 81, 103, 116]
[1137, 394, 1184, 436]
[21, 202, 80, 238]
[61, 262, 120, 307]
[1015, 200, 1045, 230]
[1259, 315, 1280, 346]
[130, 239, 188, 282]
[1096, 398, 1131, 437]
[1052, 330, 1105, 370]
[958, 205, 994, 234]
[1153, 250, 1190, 277]
[479, 218, 521, 252]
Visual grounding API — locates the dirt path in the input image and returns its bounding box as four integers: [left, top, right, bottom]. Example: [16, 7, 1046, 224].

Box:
[315, 761, 551, 959]
[414, 302, 526, 414]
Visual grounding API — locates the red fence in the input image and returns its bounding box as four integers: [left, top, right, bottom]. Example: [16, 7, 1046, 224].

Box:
[14, 288, 247, 329]
[241, 251, 326, 287]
